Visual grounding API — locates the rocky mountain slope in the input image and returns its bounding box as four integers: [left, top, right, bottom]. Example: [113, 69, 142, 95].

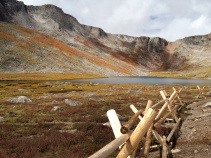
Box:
[0, 0, 210, 77]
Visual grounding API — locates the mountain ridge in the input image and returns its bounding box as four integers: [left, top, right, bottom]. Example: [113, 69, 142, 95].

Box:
[0, 0, 210, 78]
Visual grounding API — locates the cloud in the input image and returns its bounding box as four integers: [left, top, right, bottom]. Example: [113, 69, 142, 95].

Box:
[21, 0, 211, 41]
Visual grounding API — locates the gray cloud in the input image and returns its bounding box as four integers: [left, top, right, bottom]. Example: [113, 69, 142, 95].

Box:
[21, 0, 211, 41]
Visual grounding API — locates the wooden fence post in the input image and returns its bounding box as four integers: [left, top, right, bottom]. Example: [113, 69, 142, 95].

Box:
[167, 118, 181, 142]
[196, 86, 205, 99]
[162, 136, 167, 158]
[121, 109, 143, 134]
[88, 134, 130, 158]
[160, 90, 179, 122]
[116, 108, 157, 158]
[130, 104, 143, 120]
[107, 109, 122, 139]
[156, 91, 177, 120]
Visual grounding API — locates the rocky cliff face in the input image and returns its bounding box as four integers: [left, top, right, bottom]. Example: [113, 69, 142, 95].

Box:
[0, 0, 210, 76]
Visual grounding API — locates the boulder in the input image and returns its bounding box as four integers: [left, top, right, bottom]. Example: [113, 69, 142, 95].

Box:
[51, 106, 63, 111]
[4, 96, 32, 103]
[64, 99, 82, 106]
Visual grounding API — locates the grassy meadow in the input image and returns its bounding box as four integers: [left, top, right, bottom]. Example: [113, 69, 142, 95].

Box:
[0, 73, 210, 157]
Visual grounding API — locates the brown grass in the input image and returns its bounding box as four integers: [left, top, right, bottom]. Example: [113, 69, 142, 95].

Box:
[0, 72, 103, 81]
[0, 81, 210, 157]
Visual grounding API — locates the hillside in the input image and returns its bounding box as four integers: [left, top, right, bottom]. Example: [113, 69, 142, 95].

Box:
[0, 0, 211, 78]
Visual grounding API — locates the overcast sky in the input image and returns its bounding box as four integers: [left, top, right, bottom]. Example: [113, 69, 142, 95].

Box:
[21, 0, 211, 41]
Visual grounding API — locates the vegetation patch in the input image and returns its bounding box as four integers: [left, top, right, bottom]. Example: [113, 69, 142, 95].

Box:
[0, 80, 210, 157]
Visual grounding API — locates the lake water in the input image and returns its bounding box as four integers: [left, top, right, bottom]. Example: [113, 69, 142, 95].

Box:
[1, 76, 210, 86]
[63, 76, 211, 86]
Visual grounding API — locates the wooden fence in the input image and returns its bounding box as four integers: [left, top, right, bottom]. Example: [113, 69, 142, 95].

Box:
[88, 85, 206, 158]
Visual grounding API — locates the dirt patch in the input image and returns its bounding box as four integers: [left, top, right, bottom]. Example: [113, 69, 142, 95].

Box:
[172, 99, 211, 158]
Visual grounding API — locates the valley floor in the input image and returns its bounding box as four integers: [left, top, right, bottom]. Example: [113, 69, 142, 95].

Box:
[0, 76, 210, 157]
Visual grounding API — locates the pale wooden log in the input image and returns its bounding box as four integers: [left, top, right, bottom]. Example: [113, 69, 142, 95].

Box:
[151, 99, 168, 109]
[173, 87, 183, 105]
[160, 90, 167, 99]
[117, 108, 157, 158]
[88, 134, 130, 158]
[162, 136, 167, 158]
[171, 88, 183, 105]
[144, 100, 153, 156]
[144, 123, 153, 156]
[107, 110, 133, 158]
[121, 109, 143, 134]
[167, 118, 181, 142]
[154, 104, 180, 127]
[162, 90, 169, 97]
[196, 86, 205, 99]
[155, 91, 177, 120]
[130, 104, 143, 120]
[143, 100, 153, 115]
[107, 109, 122, 139]
[160, 90, 179, 122]
[130, 105, 163, 145]
[152, 129, 163, 145]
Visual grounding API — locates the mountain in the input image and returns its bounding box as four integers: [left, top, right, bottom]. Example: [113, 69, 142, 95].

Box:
[0, 0, 210, 78]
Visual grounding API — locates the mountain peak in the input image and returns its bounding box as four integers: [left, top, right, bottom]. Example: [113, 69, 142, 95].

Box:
[0, 0, 210, 78]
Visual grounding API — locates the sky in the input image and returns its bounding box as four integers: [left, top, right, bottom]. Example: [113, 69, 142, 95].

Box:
[21, 0, 211, 41]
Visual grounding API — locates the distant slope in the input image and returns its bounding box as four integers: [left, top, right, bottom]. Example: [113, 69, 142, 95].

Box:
[0, 21, 145, 76]
[0, 0, 210, 78]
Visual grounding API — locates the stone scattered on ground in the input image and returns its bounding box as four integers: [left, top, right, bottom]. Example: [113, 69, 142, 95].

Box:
[51, 106, 63, 111]
[58, 129, 77, 134]
[128, 90, 142, 94]
[0, 116, 3, 121]
[86, 94, 97, 98]
[89, 98, 105, 102]
[4, 96, 32, 103]
[52, 100, 59, 104]
[64, 99, 82, 106]
[18, 89, 26, 91]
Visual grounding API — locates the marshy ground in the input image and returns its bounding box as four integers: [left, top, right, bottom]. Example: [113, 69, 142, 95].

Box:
[0, 77, 210, 157]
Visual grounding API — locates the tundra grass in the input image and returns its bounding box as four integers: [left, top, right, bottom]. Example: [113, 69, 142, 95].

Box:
[149, 66, 211, 79]
[0, 82, 210, 157]
[0, 72, 103, 81]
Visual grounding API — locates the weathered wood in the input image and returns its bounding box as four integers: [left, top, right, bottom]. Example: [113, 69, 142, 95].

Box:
[196, 86, 205, 99]
[107, 109, 122, 139]
[144, 123, 153, 156]
[155, 91, 177, 120]
[130, 105, 163, 144]
[121, 109, 143, 134]
[154, 104, 180, 127]
[160, 90, 179, 122]
[130, 104, 143, 120]
[167, 118, 181, 142]
[143, 100, 153, 115]
[144, 100, 153, 156]
[151, 99, 168, 109]
[162, 136, 167, 158]
[88, 134, 130, 158]
[117, 108, 157, 158]
[173, 87, 183, 105]
[152, 130, 163, 145]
